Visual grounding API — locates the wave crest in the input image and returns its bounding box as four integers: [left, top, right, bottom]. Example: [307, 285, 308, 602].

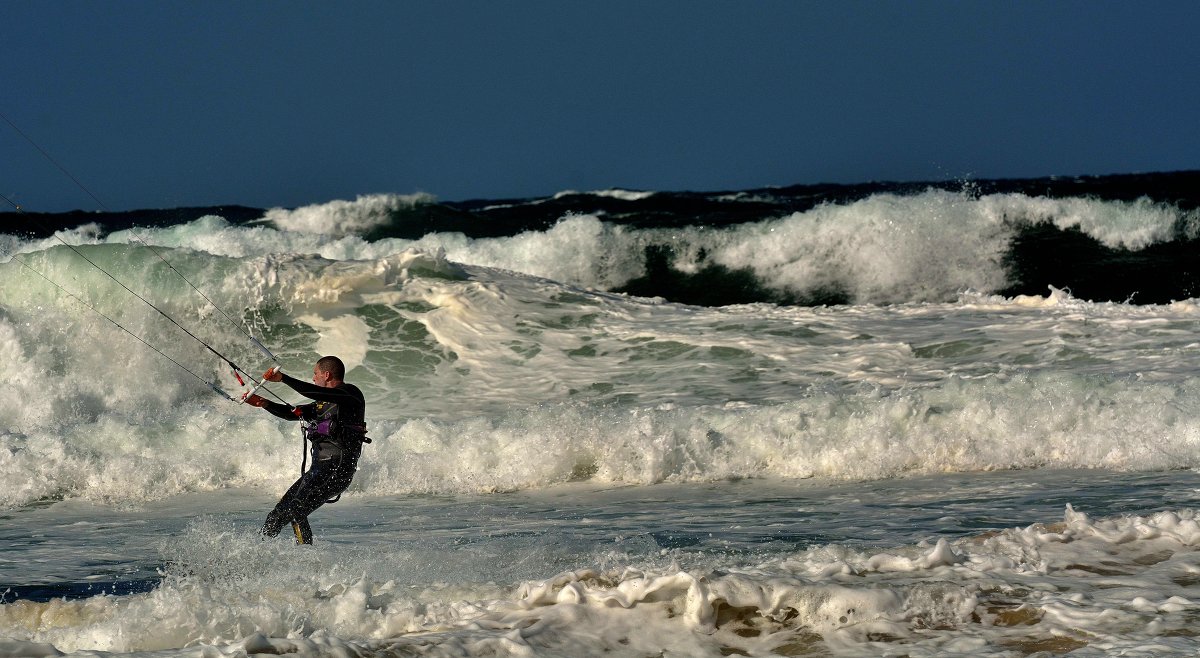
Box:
[263, 193, 436, 236]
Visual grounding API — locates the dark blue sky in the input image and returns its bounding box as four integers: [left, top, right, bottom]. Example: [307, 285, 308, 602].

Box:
[3, 2, 1197, 212]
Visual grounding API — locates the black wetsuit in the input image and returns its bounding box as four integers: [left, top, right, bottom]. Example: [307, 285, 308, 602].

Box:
[259, 373, 367, 544]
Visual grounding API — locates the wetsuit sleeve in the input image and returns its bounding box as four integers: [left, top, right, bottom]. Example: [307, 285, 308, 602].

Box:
[260, 399, 301, 421]
[279, 373, 363, 405]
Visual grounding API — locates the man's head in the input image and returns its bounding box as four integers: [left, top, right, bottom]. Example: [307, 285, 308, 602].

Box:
[312, 355, 345, 387]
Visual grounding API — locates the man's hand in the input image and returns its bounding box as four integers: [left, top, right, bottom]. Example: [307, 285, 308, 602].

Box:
[243, 393, 268, 407]
[263, 366, 283, 382]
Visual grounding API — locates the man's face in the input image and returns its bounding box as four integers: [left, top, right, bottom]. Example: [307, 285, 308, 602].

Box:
[312, 367, 333, 387]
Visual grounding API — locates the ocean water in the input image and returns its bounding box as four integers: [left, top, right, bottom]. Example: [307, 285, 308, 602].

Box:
[3, 172, 1200, 656]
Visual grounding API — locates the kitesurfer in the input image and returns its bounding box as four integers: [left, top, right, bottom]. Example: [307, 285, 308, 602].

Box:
[245, 356, 368, 544]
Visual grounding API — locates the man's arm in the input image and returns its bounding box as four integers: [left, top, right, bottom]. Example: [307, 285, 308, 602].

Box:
[244, 394, 302, 421]
[279, 372, 362, 405]
[260, 399, 301, 421]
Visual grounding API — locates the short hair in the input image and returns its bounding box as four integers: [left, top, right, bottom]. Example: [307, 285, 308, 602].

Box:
[315, 355, 345, 380]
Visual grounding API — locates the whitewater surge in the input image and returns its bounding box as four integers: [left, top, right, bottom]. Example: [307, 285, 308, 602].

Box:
[4, 233, 1200, 507]
[270, 189, 1197, 303]
[263, 193, 437, 237]
[6, 176, 1200, 656]
[12, 186, 1197, 305]
[6, 498, 1200, 656]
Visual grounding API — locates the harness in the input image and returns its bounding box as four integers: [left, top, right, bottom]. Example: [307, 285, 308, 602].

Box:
[296, 401, 371, 503]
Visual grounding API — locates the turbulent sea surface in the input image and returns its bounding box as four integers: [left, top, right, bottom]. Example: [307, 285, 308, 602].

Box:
[4, 171, 1200, 656]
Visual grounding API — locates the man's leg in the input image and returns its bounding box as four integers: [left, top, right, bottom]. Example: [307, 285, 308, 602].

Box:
[262, 469, 320, 539]
[262, 459, 354, 543]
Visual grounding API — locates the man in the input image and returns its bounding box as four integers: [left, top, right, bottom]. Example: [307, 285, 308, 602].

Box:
[244, 355, 368, 544]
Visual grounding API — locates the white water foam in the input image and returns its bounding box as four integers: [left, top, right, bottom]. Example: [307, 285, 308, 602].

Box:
[10, 189, 1193, 305]
[552, 188, 657, 202]
[5, 503, 1200, 655]
[5, 238, 1200, 507]
[262, 193, 435, 237]
[977, 192, 1200, 250]
[6, 190, 1200, 656]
